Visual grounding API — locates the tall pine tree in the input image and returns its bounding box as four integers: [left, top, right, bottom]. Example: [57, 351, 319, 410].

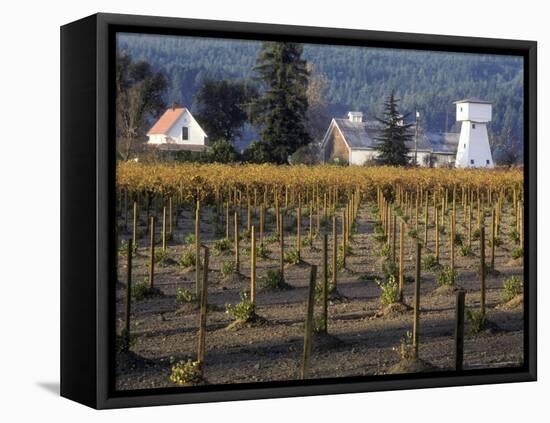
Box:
[374, 91, 413, 166]
[249, 42, 311, 164]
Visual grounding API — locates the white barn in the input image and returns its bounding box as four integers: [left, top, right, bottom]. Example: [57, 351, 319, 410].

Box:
[147, 106, 208, 152]
[320, 111, 458, 167]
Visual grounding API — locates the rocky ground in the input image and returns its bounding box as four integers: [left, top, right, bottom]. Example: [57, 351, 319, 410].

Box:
[115, 201, 524, 391]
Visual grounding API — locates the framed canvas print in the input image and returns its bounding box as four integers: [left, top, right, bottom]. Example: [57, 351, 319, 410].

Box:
[60, 13, 537, 409]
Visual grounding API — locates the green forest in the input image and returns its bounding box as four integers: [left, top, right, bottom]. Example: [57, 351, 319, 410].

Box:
[117, 33, 524, 154]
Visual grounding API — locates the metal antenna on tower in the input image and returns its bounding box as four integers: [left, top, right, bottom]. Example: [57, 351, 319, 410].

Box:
[414, 110, 420, 166]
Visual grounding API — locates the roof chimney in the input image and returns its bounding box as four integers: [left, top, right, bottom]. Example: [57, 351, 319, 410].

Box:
[171, 101, 178, 111]
[347, 111, 363, 123]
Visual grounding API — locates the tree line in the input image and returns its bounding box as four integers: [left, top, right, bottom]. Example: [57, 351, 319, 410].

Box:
[116, 42, 322, 164]
[116, 34, 524, 165]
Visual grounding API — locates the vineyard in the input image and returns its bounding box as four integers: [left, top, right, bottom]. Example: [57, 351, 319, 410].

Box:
[115, 163, 525, 389]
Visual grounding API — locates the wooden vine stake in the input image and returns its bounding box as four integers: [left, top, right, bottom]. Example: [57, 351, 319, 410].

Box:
[162, 206, 167, 252]
[275, 193, 280, 236]
[346, 203, 351, 244]
[450, 211, 455, 273]
[316, 196, 321, 236]
[296, 202, 301, 261]
[341, 210, 346, 268]
[467, 205, 472, 248]
[454, 289, 465, 371]
[247, 198, 251, 233]
[323, 192, 327, 222]
[225, 202, 230, 240]
[399, 221, 405, 302]
[149, 216, 155, 289]
[424, 196, 429, 245]
[322, 234, 328, 334]
[413, 242, 422, 359]
[415, 193, 419, 233]
[259, 204, 264, 244]
[195, 201, 201, 296]
[250, 226, 256, 304]
[280, 210, 285, 276]
[392, 214, 397, 264]
[301, 265, 317, 380]
[477, 194, 481, 229]
[197, 247, 209, 364]
[123, 189, 128, 231]
[480, 225, 486, 316]
[234, 211, 240, 273]
[386, 205, 391, 246]
[332, 214, 338, 290]
[309, 202, 314, 244]
[435, 206, 440, 263]
[124, 239, 132, 337]
[169, 197, 173, 239]
[519, 203, 524, 253]
[132, 201, 137, 246]
[490, 207, 496, 270]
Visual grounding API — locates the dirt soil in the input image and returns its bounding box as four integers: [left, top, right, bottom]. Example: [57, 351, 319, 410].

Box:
[115, 202, 524, 391]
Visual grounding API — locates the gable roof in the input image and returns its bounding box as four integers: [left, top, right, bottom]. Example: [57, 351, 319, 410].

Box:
[332, 118, 380, 150]
[147, 107, 187, 135]
[454, 98, 492, 105]
[323, 118, 459, 155]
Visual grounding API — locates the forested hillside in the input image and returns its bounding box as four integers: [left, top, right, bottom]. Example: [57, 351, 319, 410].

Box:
[117, 33, 524, 146]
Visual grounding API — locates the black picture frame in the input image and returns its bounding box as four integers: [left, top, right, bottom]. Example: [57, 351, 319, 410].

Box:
[60, 12, 537, 409]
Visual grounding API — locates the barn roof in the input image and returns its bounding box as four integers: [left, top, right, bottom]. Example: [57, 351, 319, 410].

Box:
[333, 119, 432, 151]
[333, 118, 380, 150]
[147, 107, 187, 135]
[329, 118, 459, 154]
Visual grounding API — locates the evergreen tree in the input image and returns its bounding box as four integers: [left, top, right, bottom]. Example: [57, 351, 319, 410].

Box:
[374, 91, 413, 166]
[249, 42, 312, 164]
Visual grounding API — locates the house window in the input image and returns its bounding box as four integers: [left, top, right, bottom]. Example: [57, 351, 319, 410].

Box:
[486, 159, 490, 165]
[472, 123, 476, 129]
[182, 127, 189, 140]
[460, 107, 463, 112]
[470, 159, 474, 165]
[463, 144, 466, 149]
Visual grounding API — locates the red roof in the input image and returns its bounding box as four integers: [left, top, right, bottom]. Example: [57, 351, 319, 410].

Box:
[147, 107, 186, 135]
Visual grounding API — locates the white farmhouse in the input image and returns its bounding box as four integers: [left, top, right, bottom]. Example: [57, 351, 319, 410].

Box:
[147, 106, 208, 152]
[320, 111, 458, 167]
[454, 99, 494, 168]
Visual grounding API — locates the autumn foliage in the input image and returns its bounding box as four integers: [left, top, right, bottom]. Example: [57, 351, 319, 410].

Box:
[117, 162, 523, 204]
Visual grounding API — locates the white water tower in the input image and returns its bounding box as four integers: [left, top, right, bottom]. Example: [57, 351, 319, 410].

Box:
[454, 99, 494, 168]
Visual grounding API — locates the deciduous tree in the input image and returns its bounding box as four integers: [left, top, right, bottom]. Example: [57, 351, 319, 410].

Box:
[116, 52, 167, 160]
[195, 79, 257, 144]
